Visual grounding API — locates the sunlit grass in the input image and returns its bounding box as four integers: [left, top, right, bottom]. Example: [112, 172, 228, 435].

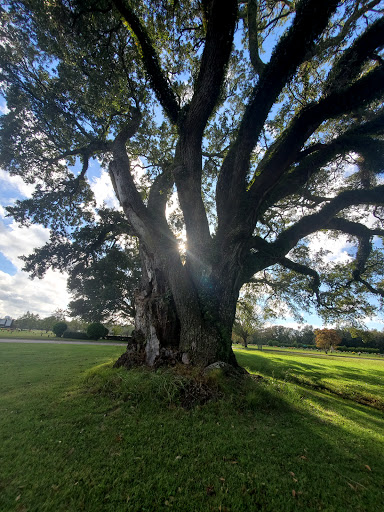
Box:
[235, 347, 384, 410]
[0, 329, 56, 339]
[0, 343, 383, 511]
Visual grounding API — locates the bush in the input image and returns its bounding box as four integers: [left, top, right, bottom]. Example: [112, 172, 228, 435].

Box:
[62, 331, 89, 340]
[87, 322, 109, 340]
[52, 321, 67, 337]
[337, 345, 379, 354]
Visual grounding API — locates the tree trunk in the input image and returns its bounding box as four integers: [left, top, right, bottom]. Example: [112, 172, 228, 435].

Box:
[116, 246, 240, 369]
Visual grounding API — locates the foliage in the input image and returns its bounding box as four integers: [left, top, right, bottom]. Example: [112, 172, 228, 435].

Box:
[13, 311, 41, 330]
[52, 321, 68, 337]
[337, 345, 379, 354]
[232, 297, 260, 347]
[1, 0, 384, 364]
[62, 330, 89, 340]
[314, 328, 342, 352]
[21, 208, 141, 323]
[87, 322, 109, 340]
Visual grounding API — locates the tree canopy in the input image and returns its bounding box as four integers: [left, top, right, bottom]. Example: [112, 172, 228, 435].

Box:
[314, 328, 342, 352]
[1, 0, 383, 367]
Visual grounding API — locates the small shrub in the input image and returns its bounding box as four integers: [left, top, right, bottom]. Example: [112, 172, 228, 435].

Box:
[63, 331, 89, 340]
[337, 345, 379, 354]
[52, 321, 67, 337]
[87, 322, 109, 340]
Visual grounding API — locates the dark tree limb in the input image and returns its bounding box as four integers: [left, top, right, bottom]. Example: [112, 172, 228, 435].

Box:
[324, 15, 384, 94]
[248, 65, 384, 216]
[277, 256, 321, 304]
[256, 112, 384, 213]
[348, 235, 384, 297]
[108, 109, 155, 241]
[147, 166, 174, 224]
[216, 0, 340, 234]
[181, 0, 238, 140]
[247, 0, 266, 75]
[316, 0, 384, 57]
[112, 0, 180, 125]
[273, 185, 384, 256]
[325, 218, 384, 239]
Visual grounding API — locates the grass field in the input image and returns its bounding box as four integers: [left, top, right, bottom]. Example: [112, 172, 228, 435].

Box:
[1, 343, 383, 511]
[0, 329, 57, 339]
[0, 330, 124, 343]
[235, 347, 384, 410]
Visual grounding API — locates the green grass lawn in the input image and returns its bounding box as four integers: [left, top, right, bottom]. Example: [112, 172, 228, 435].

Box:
[1, 343, 383, 511]
[235, 346, 384, 410]
[0, 329, 57, 339]
[0, 330, 124, 343]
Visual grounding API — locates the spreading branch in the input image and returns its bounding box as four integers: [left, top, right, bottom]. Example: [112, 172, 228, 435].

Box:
[181, 0, 237, 140]
[273, 185, 384, 255]
[247, 0, 266, 75]
[248, 64, 384, 219]
[277, 256, 321, 304]
[217, 0, 340, 233]
[112, 0, 180, 124]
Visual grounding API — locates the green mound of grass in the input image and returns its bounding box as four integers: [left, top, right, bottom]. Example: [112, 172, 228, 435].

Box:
[0, 343, 383, 511]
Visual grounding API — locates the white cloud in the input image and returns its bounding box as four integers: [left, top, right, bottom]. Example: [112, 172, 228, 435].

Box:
[308, 232, 353, 263]
[0, 168, 36, 200]
[0, 217, 50, 269]
[0, 103, 9, 115]
[90, 169, 120, 209]
[0, 208, 70, 319]
[0, 268, 70, 318]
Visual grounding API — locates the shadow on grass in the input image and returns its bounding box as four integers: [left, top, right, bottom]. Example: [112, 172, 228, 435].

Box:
[235, 350, 384, 410]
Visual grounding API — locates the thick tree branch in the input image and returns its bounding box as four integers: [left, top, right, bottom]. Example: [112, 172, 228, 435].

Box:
[181, 0, 237, 140]
[112, 0, 180, 124]
[170, 0, 238, 273]
[273, 185, 384, 255]
[247, 0, 266, 75]
[256, 112, 384, 212]
[248, 65, 384, 214]
[349, 235, 384, 297]
[325, 218, 384, 239]
[277, 256, 321, 304]
[147, 166, 174, 224]
[108, 109, 154, 241]
[217, 0, 339, 236]
[324, 15, 384, 94]
[316, 0, 383, 57]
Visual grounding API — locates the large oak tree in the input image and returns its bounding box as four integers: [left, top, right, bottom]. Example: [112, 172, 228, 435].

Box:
[1, 0, 383, 367]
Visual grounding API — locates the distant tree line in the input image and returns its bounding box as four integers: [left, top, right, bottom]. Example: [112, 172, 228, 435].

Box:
[11, 310, 133, 337]
[233, 325, 384, 353]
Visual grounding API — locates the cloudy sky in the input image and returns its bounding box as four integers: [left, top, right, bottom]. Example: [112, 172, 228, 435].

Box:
[0, 164, 119, 319]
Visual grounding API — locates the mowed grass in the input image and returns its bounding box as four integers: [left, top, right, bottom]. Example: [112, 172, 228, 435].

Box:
[0, 330, 125, 343]
[0, 330, 57, 339]
[0, 343, 383, 512]
[235, 347, 384, 410]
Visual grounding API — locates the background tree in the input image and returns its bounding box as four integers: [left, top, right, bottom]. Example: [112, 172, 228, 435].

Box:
[314, 328, 342, 353]
[1, 0, 384, 368]
[52, 321, 68, 338]
[21, 208, 141, 323]
[232, 298, 260, 348]
[14, 311, 41, 330]
[87, 322, 109, 340]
